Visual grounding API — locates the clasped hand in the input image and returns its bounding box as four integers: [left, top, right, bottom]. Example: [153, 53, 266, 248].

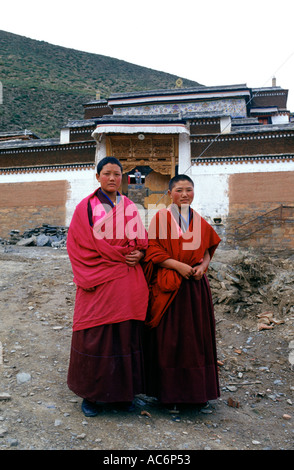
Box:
[177, 262, 205, 280]
[125, 250, 144, 267]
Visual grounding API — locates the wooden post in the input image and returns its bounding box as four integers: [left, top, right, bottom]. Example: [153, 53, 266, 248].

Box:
[171, 137, 176, 177]
[106, 136, 112, 156]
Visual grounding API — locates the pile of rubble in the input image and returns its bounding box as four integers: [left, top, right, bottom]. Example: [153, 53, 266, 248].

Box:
[0, 224, 68, 248]
[208, 250, 294, 320]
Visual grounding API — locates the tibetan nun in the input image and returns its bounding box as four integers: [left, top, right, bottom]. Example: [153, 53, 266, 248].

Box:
[143, 174, 221, 407]
[67, 157, 149, 417]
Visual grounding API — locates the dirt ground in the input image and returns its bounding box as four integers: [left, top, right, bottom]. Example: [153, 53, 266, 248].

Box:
[0, 244, 293, 452]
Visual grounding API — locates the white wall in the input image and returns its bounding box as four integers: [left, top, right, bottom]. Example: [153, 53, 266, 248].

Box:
[65, 169, 98, 225]
[271, 115, 289, 124]
[187, 159, 294, 223]
[178, 133, 191, 174]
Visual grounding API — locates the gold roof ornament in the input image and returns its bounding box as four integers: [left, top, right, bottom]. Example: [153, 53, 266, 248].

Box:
[175, 78, 183, 88]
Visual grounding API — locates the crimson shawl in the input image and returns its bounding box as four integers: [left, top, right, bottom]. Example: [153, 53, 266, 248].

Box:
[67, 190, 149, 331]
[143, 207, 221, 328]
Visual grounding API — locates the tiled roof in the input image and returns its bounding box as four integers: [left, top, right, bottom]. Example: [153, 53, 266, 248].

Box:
[108, 84, 249, 100]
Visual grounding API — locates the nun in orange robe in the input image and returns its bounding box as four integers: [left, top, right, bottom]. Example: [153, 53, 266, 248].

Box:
[143, 204, 221, 405]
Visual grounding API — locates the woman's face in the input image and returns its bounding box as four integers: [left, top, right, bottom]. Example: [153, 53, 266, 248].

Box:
[96, 163, 122, 196]
[168, 179, 194, 208]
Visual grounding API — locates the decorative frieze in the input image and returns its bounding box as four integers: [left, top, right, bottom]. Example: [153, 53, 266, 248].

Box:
[191, 132, 294, 143]
[113, 98, 247, 119]
[192, 154, 294, 165]
[70, 128, 93, 134]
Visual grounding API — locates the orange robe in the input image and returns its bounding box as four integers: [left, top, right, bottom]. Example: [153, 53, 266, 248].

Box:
[143, 207, 221, 328]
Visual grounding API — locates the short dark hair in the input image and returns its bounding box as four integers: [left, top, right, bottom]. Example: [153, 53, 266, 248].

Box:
[168, 174, 194, 191]
[97, 156, 123, 175]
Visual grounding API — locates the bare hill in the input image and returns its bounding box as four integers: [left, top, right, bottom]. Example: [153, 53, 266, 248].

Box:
[0, 30, 200, 138]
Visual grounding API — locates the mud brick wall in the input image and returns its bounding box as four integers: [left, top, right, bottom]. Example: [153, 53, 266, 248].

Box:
[233, 221, 294, 252]
[0, 180, 70, 239]
[227, 171, 294, 251]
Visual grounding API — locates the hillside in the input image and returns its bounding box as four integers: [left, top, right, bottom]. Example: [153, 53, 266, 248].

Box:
[0, 30, 200, 138]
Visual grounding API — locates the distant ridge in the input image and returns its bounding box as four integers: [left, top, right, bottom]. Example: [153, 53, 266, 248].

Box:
[0, 30, 201, 138]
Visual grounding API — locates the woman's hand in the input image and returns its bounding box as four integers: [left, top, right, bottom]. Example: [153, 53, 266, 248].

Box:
[192, 265, 206, 280]
[125, 250, 144, 267]
[191, 249, 211, 280]
[175, 262, 196, 279]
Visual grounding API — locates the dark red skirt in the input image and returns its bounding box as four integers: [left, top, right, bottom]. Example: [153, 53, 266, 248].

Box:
[144, 275, 220, 404]
[67, 320, 145, 403]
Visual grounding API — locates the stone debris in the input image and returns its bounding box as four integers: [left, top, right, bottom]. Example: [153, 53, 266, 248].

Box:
[0, 224, 68, 248]
[257, 311, 284, 331]
[208, 251, 294, 319]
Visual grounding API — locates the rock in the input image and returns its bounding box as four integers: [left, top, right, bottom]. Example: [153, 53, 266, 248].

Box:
[16, 236, 36, 246]
[226, 386, 237, 392]
[7, 438, 18, 447]
[16, 372, 31, 384]
[0, 393, 11, 401]
[0, 427, 8, 437]
[227, 397, 240, 408]
[36, 234, 50, 246]
[225, 273, 241, 284]
[209, 261, 225, 272]
[51, 239, 66, 248]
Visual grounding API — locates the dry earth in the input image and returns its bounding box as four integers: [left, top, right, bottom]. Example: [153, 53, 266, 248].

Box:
[0, 244, 293, 453]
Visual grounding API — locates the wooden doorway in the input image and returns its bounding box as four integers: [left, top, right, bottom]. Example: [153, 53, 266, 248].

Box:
[106, 134, 178, 208]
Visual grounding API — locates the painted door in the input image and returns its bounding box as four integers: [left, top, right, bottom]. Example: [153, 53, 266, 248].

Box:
[144, 170, 171, 208]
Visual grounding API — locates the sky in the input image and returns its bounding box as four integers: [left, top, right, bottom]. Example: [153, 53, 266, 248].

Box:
[1, 0, 294, 111]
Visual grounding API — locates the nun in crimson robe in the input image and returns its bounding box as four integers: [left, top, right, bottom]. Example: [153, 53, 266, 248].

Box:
[66, 181, 149, 412]
[143, 196, 221, 406]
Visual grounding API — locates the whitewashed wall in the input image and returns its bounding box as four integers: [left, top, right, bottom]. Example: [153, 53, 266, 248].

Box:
[187, 159, 294, 223]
